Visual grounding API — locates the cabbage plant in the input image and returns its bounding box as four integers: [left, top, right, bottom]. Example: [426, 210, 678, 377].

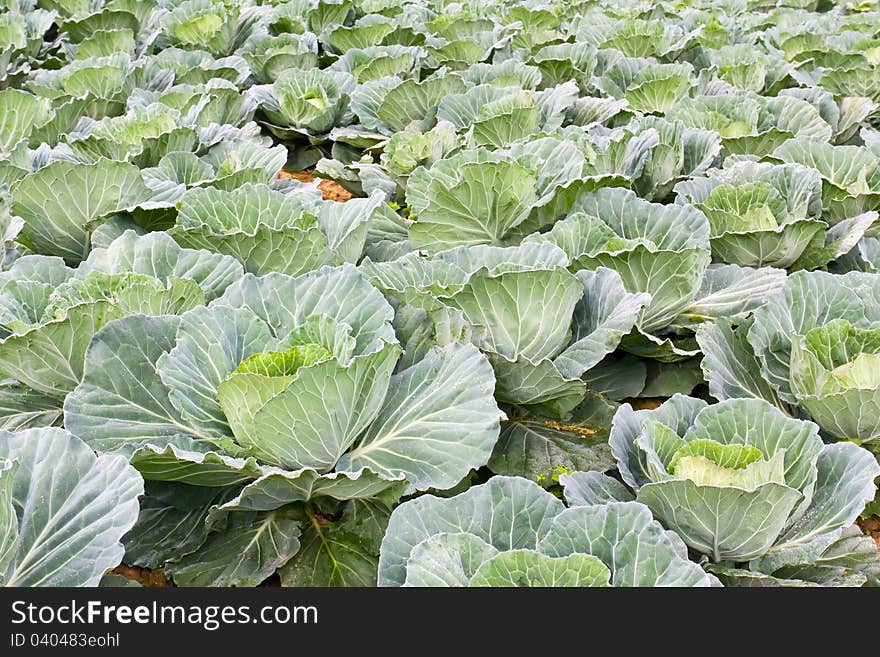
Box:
[0, 89, 52, 155]
[156, 0, 257, 58]
[404, 139, 632, 254]
[365, 242, 653, 484]
[350, 73, 467, 136]
[330, 45, 422, 84]
[26, 51, 173, 125]
[365, 243, 649, 416]
[667, 91, 832, 158]
[527, 43, 596, 90]
[675, 160, 875, 269]
[0, 6, 55, 87]
[423, 16, 512, 70]
[772, 137, 880, 225]
[10, 158, 154, 261]
[595, 56, 694, 115]
[527, 187, 786, 361]
[705, 43, 791, 94]
[242, 32, 319, 84]
[150, 47, 250, 86]
[435, 81, 578, 148]
[698, 270, 880, 444]
[64, 265, 505, 584]
[379, 475, 719, 587]
[609, 395, 880, 584]
[251, 68, 357, 139]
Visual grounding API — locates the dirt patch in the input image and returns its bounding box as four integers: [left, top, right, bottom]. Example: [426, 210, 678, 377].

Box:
[625, 398, 665, 411]
[278, 170, 316, 184]
[857, 516, 880, 550]
[111, 564, 171, 587]
[278, 169, 353, 202]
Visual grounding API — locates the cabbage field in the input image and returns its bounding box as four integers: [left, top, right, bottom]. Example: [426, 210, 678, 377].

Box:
[0, 0, 879, 589]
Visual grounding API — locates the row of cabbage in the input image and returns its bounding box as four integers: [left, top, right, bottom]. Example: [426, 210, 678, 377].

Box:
[1, 0, 880, 588]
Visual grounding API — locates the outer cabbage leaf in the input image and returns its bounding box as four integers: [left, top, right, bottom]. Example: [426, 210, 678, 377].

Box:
[11, 159, 151, 262]
[0, 427, 143, 587]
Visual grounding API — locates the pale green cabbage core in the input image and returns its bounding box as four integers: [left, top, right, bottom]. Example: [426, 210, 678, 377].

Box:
[831, 352, 880, 389]
[233, 343, 332, 378]
[668, 438, 785, 488]
[700, 181, 784, 236]
[718, 119, 753, 139]
[801, 319, 880, 390]
[301, 90, 330, 112]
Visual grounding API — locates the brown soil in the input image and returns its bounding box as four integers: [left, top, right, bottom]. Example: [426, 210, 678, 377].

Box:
[111, 564, 171, 587]
[278, 169, 353, 202]
[625, 398, 665, 411]
[857, 516, 880, 550]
